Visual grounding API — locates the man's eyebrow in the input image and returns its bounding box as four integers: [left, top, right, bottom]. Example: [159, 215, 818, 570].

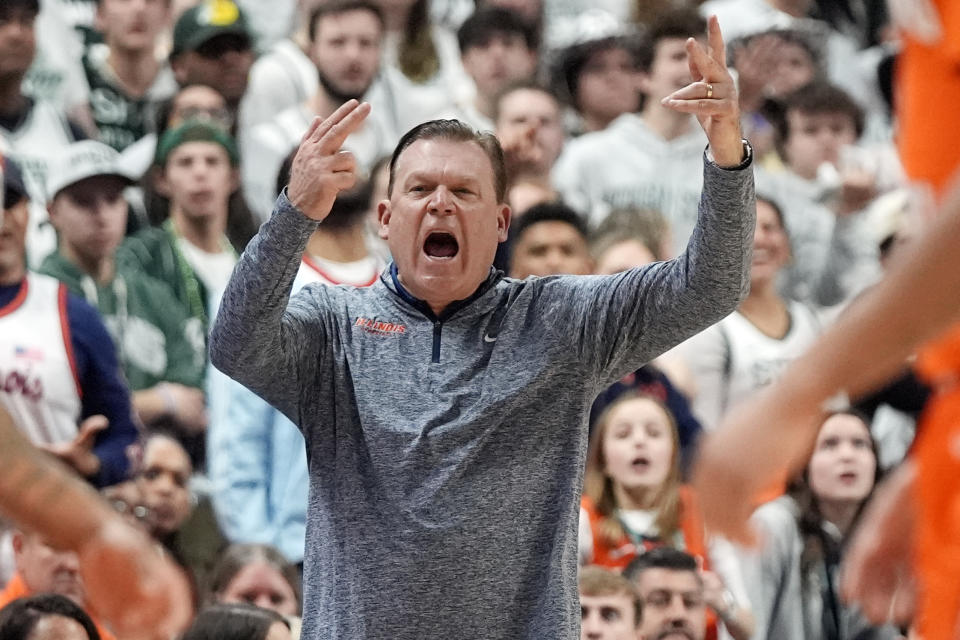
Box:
[404, 171, 479, 186]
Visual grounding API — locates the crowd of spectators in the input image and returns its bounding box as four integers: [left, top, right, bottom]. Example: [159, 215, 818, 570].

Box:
[0, 0, 927, 637]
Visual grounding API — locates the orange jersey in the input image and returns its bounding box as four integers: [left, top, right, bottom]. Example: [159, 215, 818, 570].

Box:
[898, 2, 960, 637]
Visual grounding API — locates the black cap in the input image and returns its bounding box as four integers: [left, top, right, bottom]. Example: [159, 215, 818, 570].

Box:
[3, 156, 28, 208]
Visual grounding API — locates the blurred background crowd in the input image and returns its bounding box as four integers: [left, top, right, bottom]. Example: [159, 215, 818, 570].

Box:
[0, 0, 930, 637]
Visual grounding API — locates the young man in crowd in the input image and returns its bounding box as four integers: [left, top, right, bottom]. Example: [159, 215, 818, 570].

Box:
[760, 80, 882, 306]
[507, 201, 593, 280]
[553, 9, 709, 257]
[120, 120, 240, 338]
[579, 565, 643, 640]
[169, 0, 255, 125]
[80, 0, 176, 151]
[0, 0, 85, 266]
[241, 0, 394, 221]
[446, 6, 539, 131]
[493, 82, 565, 214]
[209, 13, 753, 636]
[39, 140, 207, 436]
[624, 548, 708, 640]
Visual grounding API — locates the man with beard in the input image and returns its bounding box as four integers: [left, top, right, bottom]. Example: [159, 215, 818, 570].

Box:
[625, 548, 707, 640]
[241, 0, 395, 222]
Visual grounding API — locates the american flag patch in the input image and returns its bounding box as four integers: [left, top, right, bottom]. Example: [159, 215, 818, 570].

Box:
[14, 346, 44, 361]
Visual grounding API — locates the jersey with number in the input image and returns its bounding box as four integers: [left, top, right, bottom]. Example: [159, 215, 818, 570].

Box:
[0, 273, 81, 446]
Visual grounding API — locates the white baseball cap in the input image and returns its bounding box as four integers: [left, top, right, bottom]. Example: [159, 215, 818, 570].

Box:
[46, 140, 136, 202]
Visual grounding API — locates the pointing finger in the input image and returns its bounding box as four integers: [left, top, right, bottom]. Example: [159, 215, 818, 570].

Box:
[319, 101, 372, 155]
[706, 15, 727, 68]
[310, 99, 361, 144]
[687, 37, 704, 82]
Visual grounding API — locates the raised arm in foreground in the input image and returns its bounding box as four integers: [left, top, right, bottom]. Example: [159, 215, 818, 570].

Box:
[0, 406, 191, 639]
[208, 101, 370, 417]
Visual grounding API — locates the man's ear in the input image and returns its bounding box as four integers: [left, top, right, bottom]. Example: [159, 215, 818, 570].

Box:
[154, 167, 171, 198]
[497, 203, 511, 242]
[229, 167, 240, 195]
[11, 530, 24, 555]
[170, 56, 187, 85]
[377, 200, 391, 240]
[46, 201, 60, 231]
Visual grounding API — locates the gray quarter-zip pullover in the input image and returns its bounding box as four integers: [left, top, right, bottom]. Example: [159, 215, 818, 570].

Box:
[210, 152, 755, 640]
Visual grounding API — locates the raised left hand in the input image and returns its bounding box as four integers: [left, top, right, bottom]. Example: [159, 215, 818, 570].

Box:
[662, 15, 744, 167]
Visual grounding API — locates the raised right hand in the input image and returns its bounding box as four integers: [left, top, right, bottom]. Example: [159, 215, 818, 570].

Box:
[288, 100, 372, 221]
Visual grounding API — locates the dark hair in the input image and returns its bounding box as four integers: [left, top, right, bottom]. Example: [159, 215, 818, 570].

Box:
[767, 81, 866, 157]
[308, 0, 384, 42]
[388, 119, 507, 204]
[511, 201, 588, 243]
[790, 410, 882, 590]
[636, 8, 706, 72]
[0, 0, 40, 19]
[492, 80, 558, 124]
[208, 544, 302, 615]
[457, 6, 538, 54]
[557, 36, 640, 108]
[622, 546, 700, 582]
[182, 603, 289, 640]
[0, 594, 101, 640]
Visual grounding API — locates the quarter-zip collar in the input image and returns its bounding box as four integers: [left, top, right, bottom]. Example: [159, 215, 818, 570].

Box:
[385, 262, 503, 322]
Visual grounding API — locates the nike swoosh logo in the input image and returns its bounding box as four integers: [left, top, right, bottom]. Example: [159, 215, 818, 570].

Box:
[484, 334, 497, 343]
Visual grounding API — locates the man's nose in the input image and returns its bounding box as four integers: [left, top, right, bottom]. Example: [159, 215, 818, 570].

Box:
[581, 611, 603, 637]
[428, 186, 454, 214]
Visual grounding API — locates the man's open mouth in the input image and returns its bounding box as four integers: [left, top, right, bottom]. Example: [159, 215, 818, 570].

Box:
[423, 232, 459, 258]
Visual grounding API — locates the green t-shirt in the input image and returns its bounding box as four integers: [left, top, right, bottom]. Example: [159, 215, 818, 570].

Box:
[39, 251, 205, 391]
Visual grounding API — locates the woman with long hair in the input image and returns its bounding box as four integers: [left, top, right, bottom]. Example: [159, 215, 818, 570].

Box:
[744, 411, 900, 640]
[372, 0, 472, 132]
[580, 392, 754, 640]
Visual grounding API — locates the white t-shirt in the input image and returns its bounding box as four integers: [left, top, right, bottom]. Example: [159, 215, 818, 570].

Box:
[176, 237, 238, 301]
[677, 300, 821, 430]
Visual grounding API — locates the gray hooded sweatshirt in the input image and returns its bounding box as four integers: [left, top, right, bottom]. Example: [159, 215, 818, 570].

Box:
[209, 153, 755, 640]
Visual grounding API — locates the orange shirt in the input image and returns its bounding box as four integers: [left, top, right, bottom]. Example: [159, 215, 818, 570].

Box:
[0, 572, 117, 640]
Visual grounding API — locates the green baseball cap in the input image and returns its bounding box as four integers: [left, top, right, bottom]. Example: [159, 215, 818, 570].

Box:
[155, 120, 240, 167]
[171, 0, 251, 57]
